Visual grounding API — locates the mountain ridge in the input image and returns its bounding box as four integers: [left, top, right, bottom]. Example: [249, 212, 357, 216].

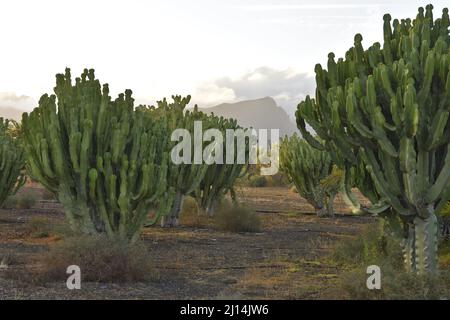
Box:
[198, 97, 298, 137]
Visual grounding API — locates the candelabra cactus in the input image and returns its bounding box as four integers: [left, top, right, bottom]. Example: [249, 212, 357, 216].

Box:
[296, 5, 450, 274]
[280, 134, 336, 216]
[140, 96, 209, 227]
[22, 68, 169, 242]
[193, 114, 249, 216]
[0, 118, 25, 207]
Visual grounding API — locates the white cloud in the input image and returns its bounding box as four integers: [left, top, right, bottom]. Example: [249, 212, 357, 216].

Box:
[192, 83, 237, 107]
[0, 92, 36, 111]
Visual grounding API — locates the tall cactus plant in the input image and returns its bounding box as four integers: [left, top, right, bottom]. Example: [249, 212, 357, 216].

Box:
[140, 96, 209, 227]
[193, 114, 249, 216]
[22, 68, 168, 242]
[280, 134, 335, 216]
[296, 5, 450, 274]
[0, 118, 25, 207]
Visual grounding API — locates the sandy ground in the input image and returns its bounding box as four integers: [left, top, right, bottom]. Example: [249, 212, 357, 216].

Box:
[0, 187, 376, 300]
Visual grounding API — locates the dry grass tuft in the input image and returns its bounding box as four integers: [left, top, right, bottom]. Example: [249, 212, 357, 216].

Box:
[36, 235, 156, 283]
[214, 206, 261, 233]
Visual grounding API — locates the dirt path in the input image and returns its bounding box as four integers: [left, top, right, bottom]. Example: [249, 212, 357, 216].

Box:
[0, 187, 375, 299]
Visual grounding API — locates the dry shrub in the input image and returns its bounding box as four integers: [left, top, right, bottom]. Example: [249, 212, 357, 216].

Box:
[38, 235, 155, 283]
[214, 206, 261, 233]
[341, 266, 450, 300]
[332, 222, 450, 299]
[248, 176, 267, 188]
[179, 196, 208, 228]
[24, 217, 74, 239]
[41, 189, 56, 200]
[2, 191, 37, 209]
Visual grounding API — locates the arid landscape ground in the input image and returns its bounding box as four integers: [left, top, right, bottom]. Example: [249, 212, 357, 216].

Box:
[0, 185, 376, 300]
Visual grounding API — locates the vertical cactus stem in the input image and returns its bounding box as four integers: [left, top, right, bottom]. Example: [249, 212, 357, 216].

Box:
[413, 207, 439, 274]
[402, 222, 416, 273]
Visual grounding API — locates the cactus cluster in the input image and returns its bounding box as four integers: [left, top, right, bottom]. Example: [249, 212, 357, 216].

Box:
[280, 134, 336, 216]
[140, 97, 211, 227]
[0, 118, 25, 207]
[22, 69, 169, 242]
[193, 114, 249, 216]
[296, 5, 450, 273]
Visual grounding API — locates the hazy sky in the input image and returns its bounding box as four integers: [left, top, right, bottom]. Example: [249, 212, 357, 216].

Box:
[0, 0, 448, 117]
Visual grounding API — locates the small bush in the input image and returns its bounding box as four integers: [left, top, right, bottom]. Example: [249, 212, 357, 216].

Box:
[332, 222, 450, 299]
[290, 186, 298, 193]
[341, 265, 450, 300]
[16, 193, 37, 209]
[332, 223, 403, 268]
[41, 189, 56, 200]
[214, 206, 261, 233]
[25, 217, 55, 238]
[249, 176, 267, 188]
[179, 196, 210, 227]
[1, 197, 18, 209]
[2, 191, 37, 210]
[37, 235, 155, 283]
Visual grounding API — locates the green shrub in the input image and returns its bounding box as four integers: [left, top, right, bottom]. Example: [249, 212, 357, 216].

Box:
[214, 206, 261, 233]
[16, 193, 37, 209]
[1, 191, 37, 210]
[341, 265, 450, 300]
[332, 222, 450, 299]
[249, 176, 267, 188]
[38, 235, 155, 283]
[1, 196, 18, 209]
[41, 189, 56, 201]
[332, 223, 403, 269]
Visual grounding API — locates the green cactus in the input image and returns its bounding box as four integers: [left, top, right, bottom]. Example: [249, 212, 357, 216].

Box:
[280, 134, 336, 216]
[193, 114, 249, 216]
[140, 96, 210, 227]
[0, 118, 25, 207]
[296, 5, 450, 274]
[21, 68, 169, 242]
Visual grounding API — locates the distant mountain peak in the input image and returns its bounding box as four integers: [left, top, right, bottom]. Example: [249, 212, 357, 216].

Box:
[199, 97, 298, 137]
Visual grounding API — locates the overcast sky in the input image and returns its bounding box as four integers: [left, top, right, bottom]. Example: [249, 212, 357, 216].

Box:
[0, 0, 448, 117]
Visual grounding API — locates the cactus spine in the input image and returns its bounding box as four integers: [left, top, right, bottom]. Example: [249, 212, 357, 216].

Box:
[22, 69, 168, 242]
[0, 118, 25, 207]
[296, 5, 449, 273]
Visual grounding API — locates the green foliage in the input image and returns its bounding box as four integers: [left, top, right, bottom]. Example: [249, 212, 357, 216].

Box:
[249, 175, 268, 188]
[296, 5, 450, 273]
[0, 118, 25, 208]
[22, 68, 169, 242]
[280, 134, 336, 216]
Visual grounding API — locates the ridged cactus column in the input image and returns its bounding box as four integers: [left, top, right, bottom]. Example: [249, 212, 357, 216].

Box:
[22, 69, 169, 242]
[141, 96, 209, 227]
[0, 118, 25, 207]
[280, 134, 335, 216]
[193, 114, 248, 216]
[296, 5, 449, 274]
